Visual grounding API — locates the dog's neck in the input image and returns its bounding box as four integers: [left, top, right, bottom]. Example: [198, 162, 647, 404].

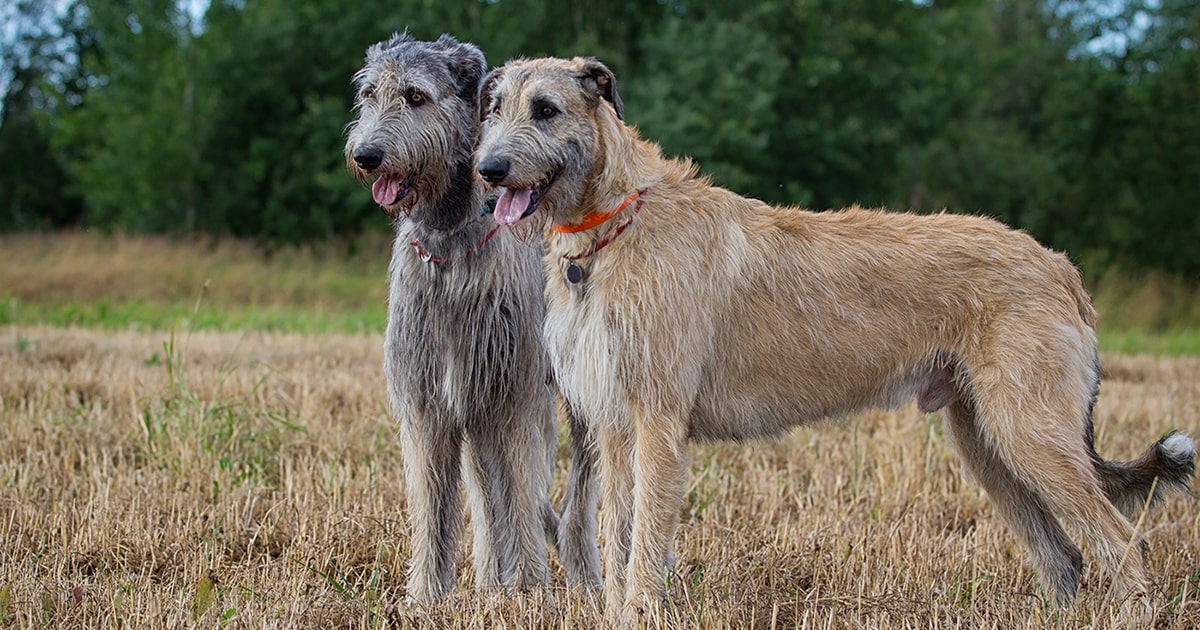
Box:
[408, 157, 486, 236]
[578, 108, 664, 219]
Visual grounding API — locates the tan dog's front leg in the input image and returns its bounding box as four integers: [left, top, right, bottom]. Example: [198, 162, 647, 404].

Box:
[623, 409, 690, 625]
[597, 424, 635, 621]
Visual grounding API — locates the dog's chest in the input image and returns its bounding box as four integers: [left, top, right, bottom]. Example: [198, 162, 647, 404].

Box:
[544, 285, 627, 429]
[384, 245, 540, 421]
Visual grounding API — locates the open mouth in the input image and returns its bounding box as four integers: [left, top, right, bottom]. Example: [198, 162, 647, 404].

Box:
[370, 171, 417, 217]
[492, 170, 560, 226]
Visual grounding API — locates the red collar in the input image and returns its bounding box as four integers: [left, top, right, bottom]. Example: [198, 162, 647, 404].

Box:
[410, 222, 503, 264]
[560, 189, 647, 271]
[552, 190, 644, 233]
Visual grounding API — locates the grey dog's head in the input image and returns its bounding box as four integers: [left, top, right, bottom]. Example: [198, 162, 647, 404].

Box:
[474, 57, 623, 227]
[345, 32, 485, 221]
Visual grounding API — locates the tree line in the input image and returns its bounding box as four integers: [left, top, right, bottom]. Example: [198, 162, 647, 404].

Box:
[1, 0, 1197, 276]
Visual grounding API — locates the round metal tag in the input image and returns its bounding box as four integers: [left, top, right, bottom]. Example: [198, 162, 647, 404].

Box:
[566, 262, 583, 284]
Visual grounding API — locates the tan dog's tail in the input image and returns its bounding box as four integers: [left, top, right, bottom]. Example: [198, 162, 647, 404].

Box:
[1093, 432, 1195, 520]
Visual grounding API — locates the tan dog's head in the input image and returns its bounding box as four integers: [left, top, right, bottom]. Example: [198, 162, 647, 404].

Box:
[475, 57, 624, 226]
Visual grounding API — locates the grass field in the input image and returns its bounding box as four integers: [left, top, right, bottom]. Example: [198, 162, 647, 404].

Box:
[2, 233, 1199, 628]
[4, 231, 1200, 352]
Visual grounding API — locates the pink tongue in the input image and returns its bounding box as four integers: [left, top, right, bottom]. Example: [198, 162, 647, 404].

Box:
[494, 188, 532, 225]
[372, 175, 401, 206]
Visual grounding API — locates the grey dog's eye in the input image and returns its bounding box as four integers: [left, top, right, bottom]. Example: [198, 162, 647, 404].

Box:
[406, 89, 426, 106]
[360, 85, 375, 100]
[532, 102, 558, 121]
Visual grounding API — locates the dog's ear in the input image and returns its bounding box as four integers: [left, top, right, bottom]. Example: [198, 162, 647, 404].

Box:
[366, 30, 413, 63]
[432, 34, 486, 103]
[479, 66, 506, 121]
[576, 57, 623, 121]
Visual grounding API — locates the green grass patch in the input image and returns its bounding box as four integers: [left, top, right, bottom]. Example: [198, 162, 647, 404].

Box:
[0, 295, 386, 335]
[6, 293, 1199, 354]
[1097, 326, 1200, 356]
[4, 233, 1200, 353]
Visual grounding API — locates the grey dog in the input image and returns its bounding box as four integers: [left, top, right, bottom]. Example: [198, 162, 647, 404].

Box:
[344, 33, 599, 604]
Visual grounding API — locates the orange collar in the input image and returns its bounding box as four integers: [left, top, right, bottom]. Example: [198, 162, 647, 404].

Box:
[552, 190, 644, 233]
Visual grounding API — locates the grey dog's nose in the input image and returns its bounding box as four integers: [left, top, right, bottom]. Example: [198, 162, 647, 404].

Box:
[353, 146, 384, 171]
[477, 157, 510, 184]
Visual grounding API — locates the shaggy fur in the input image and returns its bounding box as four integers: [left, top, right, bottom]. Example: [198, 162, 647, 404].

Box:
[474, 56, 1195, 623]
[344, 35, 600, 604]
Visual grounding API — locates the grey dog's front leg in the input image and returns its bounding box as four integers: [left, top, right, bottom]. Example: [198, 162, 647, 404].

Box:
[461, 438, 503, 588]
[399, 417, 463, 604]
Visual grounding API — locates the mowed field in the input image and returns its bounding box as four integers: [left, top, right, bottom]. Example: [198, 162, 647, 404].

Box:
[2, 233, 1199, 628]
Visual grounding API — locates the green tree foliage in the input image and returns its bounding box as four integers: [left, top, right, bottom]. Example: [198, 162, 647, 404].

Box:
[1107, 0, 1200, 274]
[49, 0, 205, 232]
[0, 0, 87, 229]
[0, 0, 1196, 275]
[625, 7, 791, 203]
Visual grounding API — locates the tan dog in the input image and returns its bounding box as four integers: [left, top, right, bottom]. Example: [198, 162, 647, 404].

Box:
[475, 56, 1195, 622]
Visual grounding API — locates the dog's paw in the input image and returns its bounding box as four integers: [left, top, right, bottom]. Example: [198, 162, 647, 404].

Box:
[617, 591, 670, 628]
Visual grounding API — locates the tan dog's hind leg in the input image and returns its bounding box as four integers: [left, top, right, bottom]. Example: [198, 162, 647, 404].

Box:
[967, 334, 1151, 603]
[942, 398, 1084, 602]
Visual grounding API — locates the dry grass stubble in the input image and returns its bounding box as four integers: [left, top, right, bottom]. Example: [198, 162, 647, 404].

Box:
[1, 325, 1197, 628]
